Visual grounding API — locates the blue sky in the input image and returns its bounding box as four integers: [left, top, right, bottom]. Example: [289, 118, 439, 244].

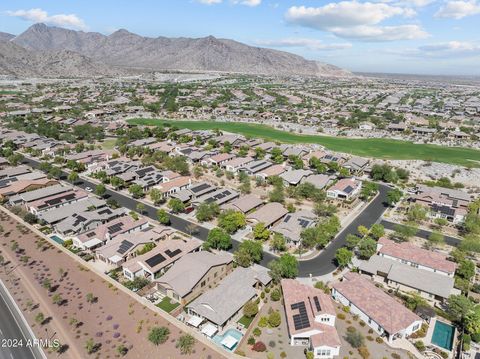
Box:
[1, 0, 480, 75]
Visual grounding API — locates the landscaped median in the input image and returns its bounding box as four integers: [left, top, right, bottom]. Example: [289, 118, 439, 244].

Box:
[128, 118, 480, 168]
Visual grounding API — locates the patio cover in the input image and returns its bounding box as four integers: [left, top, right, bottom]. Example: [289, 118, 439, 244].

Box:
[201, 323, 218, 338]
[221, 335, 238, 349]
[84, 238, 102, 249]
[109, 255, 123, 264]
[187, 315, 203, 328]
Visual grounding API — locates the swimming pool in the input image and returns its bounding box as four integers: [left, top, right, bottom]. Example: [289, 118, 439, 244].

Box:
[431, 320, 455, 351]
[212, 328, 243, 352]
[50, 235, 64, 244]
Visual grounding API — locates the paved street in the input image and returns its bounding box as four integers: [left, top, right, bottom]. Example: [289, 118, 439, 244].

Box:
[22, 157, 391, 277]
[381, 219, 461, 247]
[0, 281, 45, 359]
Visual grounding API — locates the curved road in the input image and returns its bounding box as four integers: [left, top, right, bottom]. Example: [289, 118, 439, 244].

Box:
[22, 157, 390, 277]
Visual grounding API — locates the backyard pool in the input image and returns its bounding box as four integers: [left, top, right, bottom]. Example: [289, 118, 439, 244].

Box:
[432, 320, 455, 351]
[50, 235, 64, 244]
[213, 328, 243, 352]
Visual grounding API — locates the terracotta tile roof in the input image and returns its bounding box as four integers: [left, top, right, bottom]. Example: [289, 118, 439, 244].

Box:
[378, 237, 456, 274]
[333, 272, 421, 334]
[281, 279, 340, 347]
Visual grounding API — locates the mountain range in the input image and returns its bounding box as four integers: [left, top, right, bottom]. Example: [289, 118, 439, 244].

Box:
[0, 23, 350, 78]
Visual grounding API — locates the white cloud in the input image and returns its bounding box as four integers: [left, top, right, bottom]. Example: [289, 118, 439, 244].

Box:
[196, 0, 222, 4]
[331, 24, 428, 41]
[7, 8, 87, 30]
[285, 2, 428, 41]
[435, 0, 480, 18]
[232, 0, 262, 6]
[257, 37, 352, 50]
[417, 41, 480, 56]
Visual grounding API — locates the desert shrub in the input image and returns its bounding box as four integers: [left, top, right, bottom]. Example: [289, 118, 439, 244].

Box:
[347, 326, 356, 333]
[414, 341, 425, 352]
[252, 341, 266, 352]
[366, 335, 374, 341]
[253, 327, 261, 337]
[359, 320, 366, 327]
[376, 337, 384, 344]
[358, 347, 370, 359]
[337, 313, 346, 320]
[258, 316, 268, 327]
[247, 336, 255, 345]
[345, 331, 364, 348]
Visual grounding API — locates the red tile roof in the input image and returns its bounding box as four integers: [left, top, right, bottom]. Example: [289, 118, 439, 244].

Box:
[378, 237, 456, 274]
[281, 279, 340, 347]
[333, 272, 421, 334]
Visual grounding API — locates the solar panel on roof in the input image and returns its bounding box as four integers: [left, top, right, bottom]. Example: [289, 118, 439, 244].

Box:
[86, 231, 96, 238]
[118, 240, 134, 255]
[165, 248, 182, 258]
[145, 253, 166, 267]
[191, 183, 210, 193]
[284, 215, 291, 223]
[107, 223, 123, 234]
[344, 185, 354, 194]
[291, 301, 310, 330]
[313, 296, 321, 312]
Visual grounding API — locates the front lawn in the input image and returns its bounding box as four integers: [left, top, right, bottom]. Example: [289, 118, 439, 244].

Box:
[156, 297, 180, 313]
[238, 315, 254, 328]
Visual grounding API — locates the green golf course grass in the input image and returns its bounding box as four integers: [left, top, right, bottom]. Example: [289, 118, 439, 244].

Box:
[128, 118, 480, 168]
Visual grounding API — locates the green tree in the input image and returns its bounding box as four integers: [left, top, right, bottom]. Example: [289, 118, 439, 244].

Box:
[345, 234, 361, 249]
[358, 238, 377, 259]
[85, 338, 97, 354]
[110, 176, 125, 189]
[157, 209, 170, 225]
[393, 223, 418, 241]
[407, 204, 427, 222]
[168, 198, 185, 214]
[268, 254, 298, 282]
[370, 224, 385, 240]
[335, 248, 353, 268]
[67, 171, 79, 183]
[234, 240, 263, 267]
[149, 188, 162, 205]
[270, 233, 287, 252]
[345, 331, 365, 348]
[457, 259, 476, 281]
[195, 202, 220, 222]
[360, 181, 378, 200]
[128, 184, 144, 199]
[95, 184, 106, 198]
[253, 222, 270, 241]
[386, 188, 403, 206]
[176, 334, 195, 355]
[218, 210, 246, 234]
[136, 203, 146, 214]
[447, 295, 475, 326]
[243, 300, 259, 318]
[148, 326, 170, 345]
[204, 227, 232, 251]
[268, 310, 281, 327]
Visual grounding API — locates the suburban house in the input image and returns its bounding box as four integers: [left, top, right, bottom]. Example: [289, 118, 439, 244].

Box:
[153, 176, 192, 198]
[122, 237, 202, 281]
[192, 188, 239, 207]
[201, 153, 235, 167]
[255, 164, 286, 181]
[186, 266, 271, 331]
[326, 178, 362, 201]
[332, 272, 423, 343]
[302, 174, 334, 190]
[412, 185, 472, 224]
[55, 206, 126, 236]
[95, 226, 175, 266]
[27, 188, 89, 214]
[222, 156, 254, 173]
[8, 183, 71, 206]
[247, 202, 289, 229]
[221, 194, 263, 214]
[359, 255, 458, 304]
[171, 181, 217, 203]
[281, 279, 341, 359]
[342, 157, 369, 174]
[377, 237, 457, 277]
[155, 251, 234, 305]
[239, 160, 273, 176]
[272, 210, 317, 246]
[38, 197, 106, 225]
[73, 215, 149, 250]
[280, 169, 313, 186]
[0, 178, 58, 200]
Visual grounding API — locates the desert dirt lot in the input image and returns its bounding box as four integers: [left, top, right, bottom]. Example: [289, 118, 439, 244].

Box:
[0, 208, 224, 359]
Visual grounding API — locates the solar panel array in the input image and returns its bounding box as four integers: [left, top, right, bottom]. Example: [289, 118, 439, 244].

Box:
[107, 223, 124, 234]
[313, 296, 321, 312]
[118, 240, 134, 254]
[344, 185, 354, 194]
[284, 215, 291, 223]
[145, 253, 166, 267]
[86, 231, 96, 238]
[191, 183, 212, 193]
[291, 301, 310, 330]
[165, 248, 182, 258]
[298, 219, 311, 228]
